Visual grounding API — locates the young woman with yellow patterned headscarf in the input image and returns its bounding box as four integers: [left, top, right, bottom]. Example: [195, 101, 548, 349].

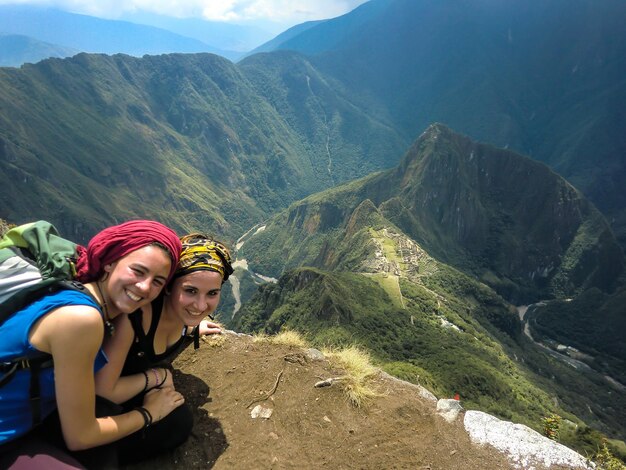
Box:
[94, 233, 233, 464]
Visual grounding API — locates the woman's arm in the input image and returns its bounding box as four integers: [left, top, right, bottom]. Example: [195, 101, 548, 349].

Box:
[94, 312, 168, 404]
[32, 305, 183, 450]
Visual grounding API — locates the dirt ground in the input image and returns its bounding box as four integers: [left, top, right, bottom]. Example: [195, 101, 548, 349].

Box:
[127, 332, 516, 470]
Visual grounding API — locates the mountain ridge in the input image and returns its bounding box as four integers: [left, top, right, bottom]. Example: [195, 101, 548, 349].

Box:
[0, 50, 405, 242]
[240, 124, 623, 302]
[257, 0, 626, 249]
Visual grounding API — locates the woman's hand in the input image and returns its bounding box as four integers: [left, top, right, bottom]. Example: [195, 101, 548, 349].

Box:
[198, 319, 222, 336]
[142, 387, 185, 423]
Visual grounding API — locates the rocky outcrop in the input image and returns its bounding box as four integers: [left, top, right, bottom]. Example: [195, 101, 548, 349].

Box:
[464, 410, 592, 469]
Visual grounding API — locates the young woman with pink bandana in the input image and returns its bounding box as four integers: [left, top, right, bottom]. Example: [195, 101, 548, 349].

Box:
[0, 220, 183, 469]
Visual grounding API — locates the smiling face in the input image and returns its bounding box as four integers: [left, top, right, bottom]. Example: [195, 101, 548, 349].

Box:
[102, 244, 171, 314]
[166, 270, 223, 327]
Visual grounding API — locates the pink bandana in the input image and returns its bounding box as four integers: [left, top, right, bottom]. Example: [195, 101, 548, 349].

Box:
[76, 220, 181, 283]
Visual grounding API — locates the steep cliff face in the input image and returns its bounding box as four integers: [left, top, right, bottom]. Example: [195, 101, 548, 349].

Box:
[378, 124, 624, 300]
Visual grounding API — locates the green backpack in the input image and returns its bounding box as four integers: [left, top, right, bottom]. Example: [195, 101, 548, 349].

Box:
[0, 220, 87, 324]
[0, 220, 91, 424]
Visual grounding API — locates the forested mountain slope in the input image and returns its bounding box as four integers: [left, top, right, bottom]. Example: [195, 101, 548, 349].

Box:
[0, 52, 401, 241]
[257, 0, 626, 248]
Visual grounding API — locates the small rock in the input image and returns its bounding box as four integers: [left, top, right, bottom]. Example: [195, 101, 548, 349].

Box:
[306, 348, 325, 361]
[436, 398, 463, 423]
[251, 405, 273, 419]
[269, 432, 279, 440]
[323, 416, 332, 423]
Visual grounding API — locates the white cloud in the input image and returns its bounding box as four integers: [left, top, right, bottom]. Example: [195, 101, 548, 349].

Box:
[0, 0, 370, 25]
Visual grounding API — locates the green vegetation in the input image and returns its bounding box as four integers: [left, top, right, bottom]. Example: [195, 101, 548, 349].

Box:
[593, 441, 626, 470]
[560, 426, 626, 469]
[0, 52, 401, 243]
[542, 413, 562, 441]
[3, 5, 626, 460]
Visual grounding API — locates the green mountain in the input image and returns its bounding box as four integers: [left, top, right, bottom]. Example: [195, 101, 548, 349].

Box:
[233, 124, 626, 443]
[239, 51, 406, 185]
[257, 0, 626, 249]
[0, 52, 400, 242]
[239, 124, 623, 302]
[529, 284, 626, 385]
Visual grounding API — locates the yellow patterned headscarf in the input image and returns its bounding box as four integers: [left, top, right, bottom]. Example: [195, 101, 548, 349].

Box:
[174, 233, 233, 282]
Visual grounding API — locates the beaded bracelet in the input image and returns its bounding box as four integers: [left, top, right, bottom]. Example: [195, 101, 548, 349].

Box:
[134, 406, 153, 429]
[151, 368, 159, 389]
[141, 370, 149, 392]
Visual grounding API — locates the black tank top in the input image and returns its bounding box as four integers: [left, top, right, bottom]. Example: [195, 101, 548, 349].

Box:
[122, 295, 193, 375]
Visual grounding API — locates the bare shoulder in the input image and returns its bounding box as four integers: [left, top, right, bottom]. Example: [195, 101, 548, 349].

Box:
[49, 304, 103, 330]
[31, 304, 104, 354]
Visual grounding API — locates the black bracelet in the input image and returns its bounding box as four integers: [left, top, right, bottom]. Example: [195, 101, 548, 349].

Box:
[157, 368, 168, 389]
[134, 406, 152, 429]
[141, 370, 149, 392]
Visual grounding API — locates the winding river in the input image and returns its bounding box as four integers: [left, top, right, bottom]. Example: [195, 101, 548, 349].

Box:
[517, 303, 625, 392]
[229, 225, 278, 318]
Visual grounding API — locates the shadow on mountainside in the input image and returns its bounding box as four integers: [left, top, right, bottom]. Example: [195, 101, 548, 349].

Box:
[126, 332, 569, 470]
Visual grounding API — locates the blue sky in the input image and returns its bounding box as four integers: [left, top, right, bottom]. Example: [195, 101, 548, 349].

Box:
[0, 0, 370, 31]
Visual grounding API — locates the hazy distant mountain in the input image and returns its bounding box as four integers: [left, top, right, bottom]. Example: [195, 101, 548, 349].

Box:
[245, 20, 326, 57]
[0, 5, 236, 61]
[119, 11, 274, 57]
[253, 0, 626, 249]
[0, 33, 78, 67]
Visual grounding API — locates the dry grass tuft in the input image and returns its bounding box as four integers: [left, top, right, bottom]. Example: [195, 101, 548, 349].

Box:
[253, 330, 308, 348]
[323, 346, 381, 407]
[202, 333, 227, 347]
